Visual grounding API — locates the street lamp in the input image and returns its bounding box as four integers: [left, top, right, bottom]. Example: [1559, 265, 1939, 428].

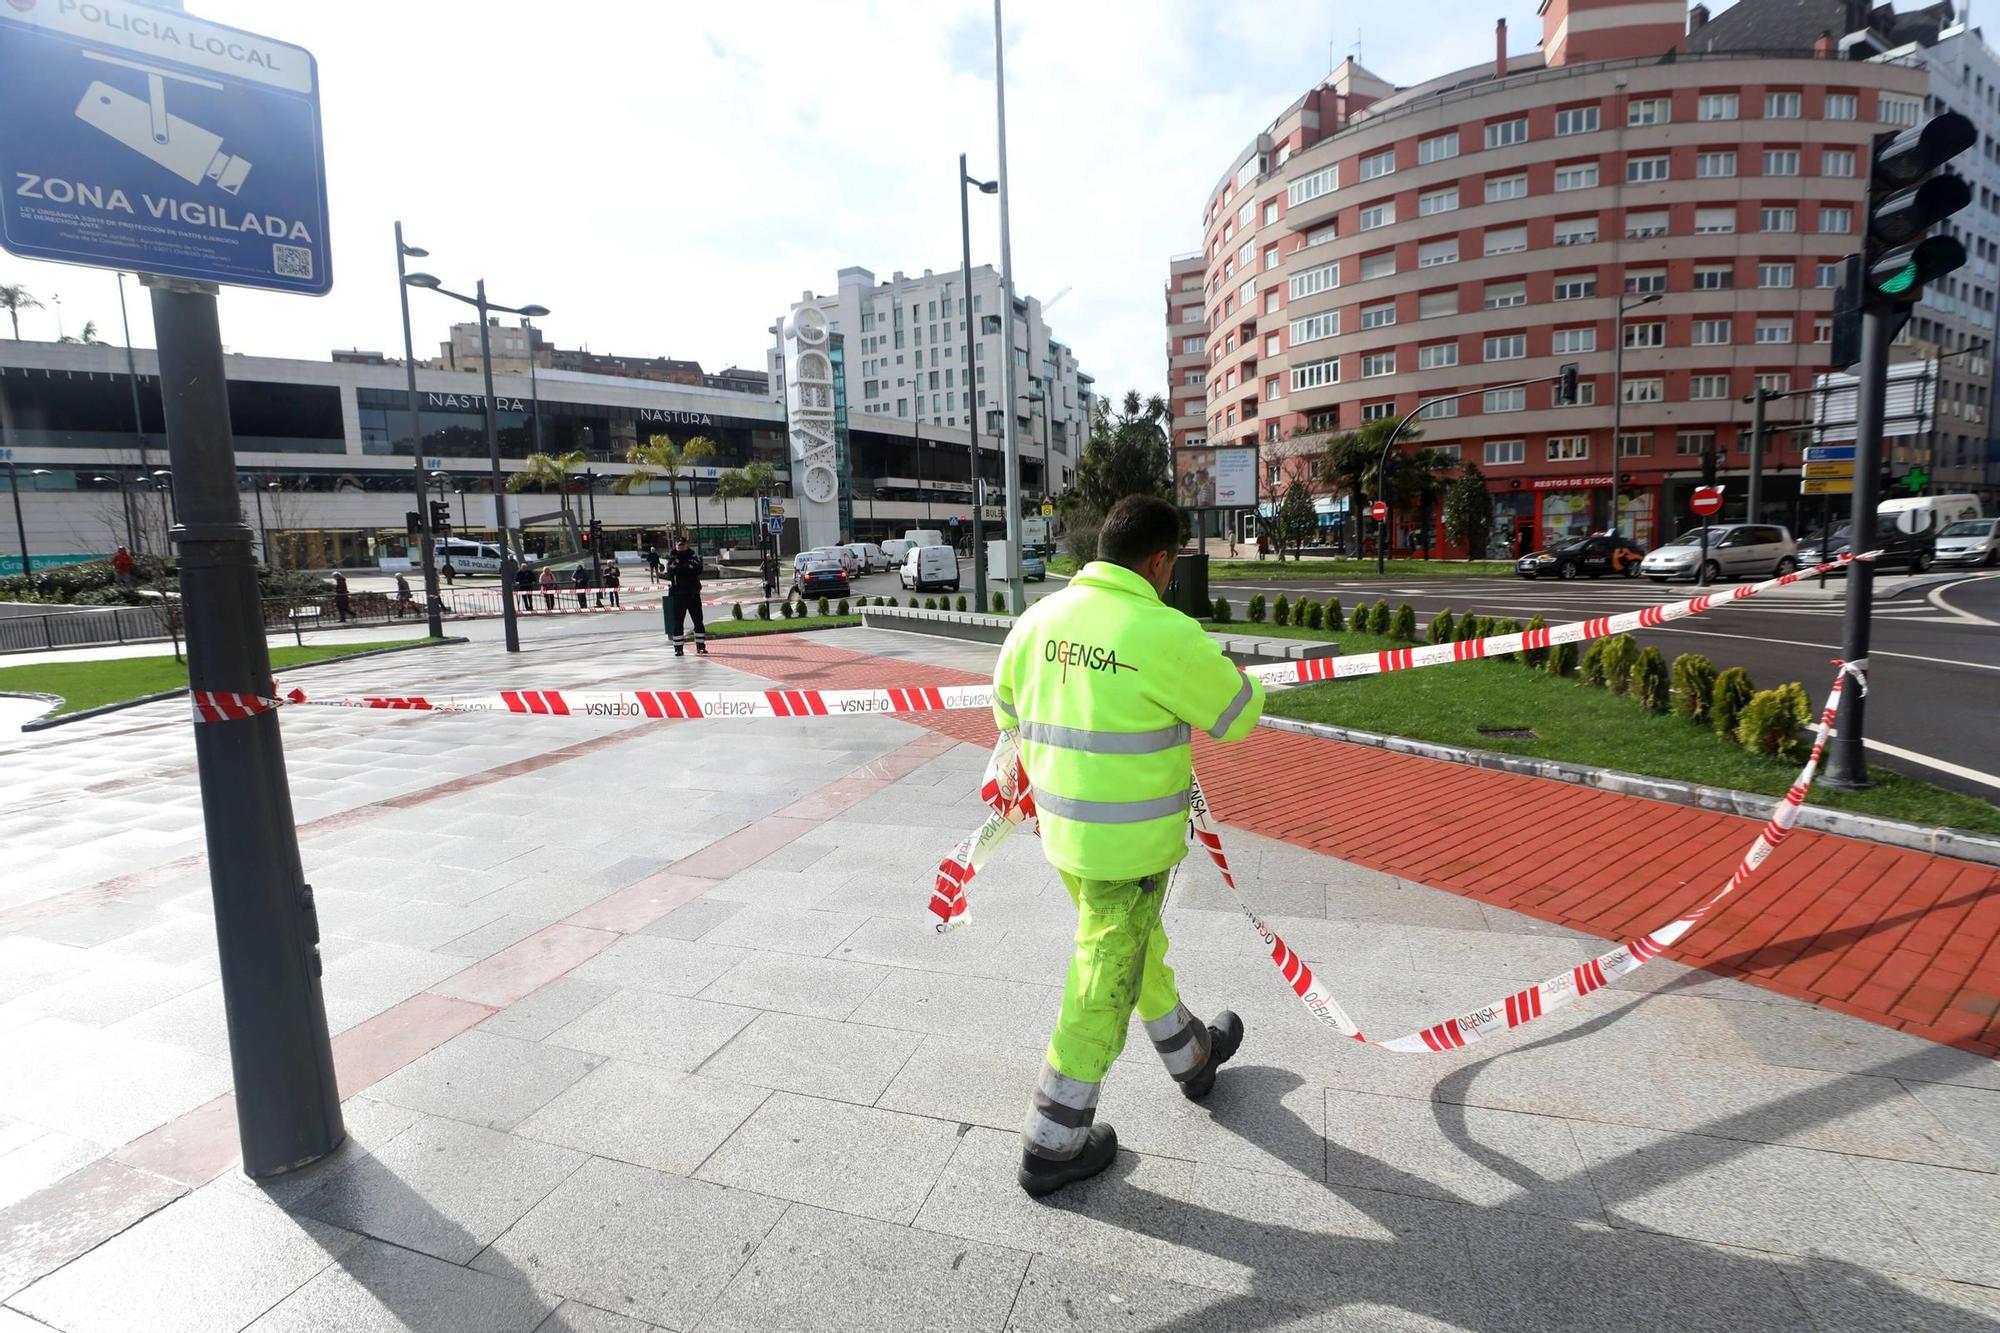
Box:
[5, 461, 43, 578]
[522, 317, 544, 457]
[240, 474, 271, 567]
[395, 224, 445, 639]
[961, 153, 998, 608]
[404, 272, 549, 654]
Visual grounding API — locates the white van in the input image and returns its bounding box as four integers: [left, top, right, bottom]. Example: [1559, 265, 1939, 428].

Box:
[1877, 494, 1982, 537]
[903, 529, 947, 549]
[434, 538, 507, 573]
[880, 538, 914, 564]
[900, 544, 960, 592]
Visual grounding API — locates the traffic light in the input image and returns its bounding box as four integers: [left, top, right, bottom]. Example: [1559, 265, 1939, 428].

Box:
[1554, 362, 1579, 406]
[588, 518, 604, 549]
[428, 500, 450, 536]
[404, 510, 421, 537]
[1862, 112, 1975, 308]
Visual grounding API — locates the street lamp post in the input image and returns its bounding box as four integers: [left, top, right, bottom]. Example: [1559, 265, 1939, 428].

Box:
[115, 273, 154, 556]
[404, 273, 548, 654]
[523, 317, 544, 456]
[152, 469, 178, 528]
[1611, 290, 1663, 535]
[992, 0, 1026, 613]
[395, 224, 445, 639]
[5, 458, 32, 578]
[242, 475, 271, 567]
[960, 153, 998, 609]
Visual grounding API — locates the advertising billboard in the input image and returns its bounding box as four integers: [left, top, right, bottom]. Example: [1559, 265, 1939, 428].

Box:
[1175, 445, 1257, 508]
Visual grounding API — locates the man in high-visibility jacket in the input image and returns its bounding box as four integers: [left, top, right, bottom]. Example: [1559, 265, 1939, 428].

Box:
[992, 494, 1264, 1196]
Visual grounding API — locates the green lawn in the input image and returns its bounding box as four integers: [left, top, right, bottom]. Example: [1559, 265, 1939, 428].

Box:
[1211, 557, 1516, 580]
[1241, 620, 2000, 835]
[0, 641, 418, 716]
[707, 614, 862, 639]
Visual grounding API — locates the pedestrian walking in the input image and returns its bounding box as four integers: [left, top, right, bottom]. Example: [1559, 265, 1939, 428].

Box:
[394, 573, 413, 618]
[666, 535, 708, 656]
[538, 566, 557, 611]
[760, 550, 778, 601]
[333, 571, 352, 623]
[645, 546, 662, 582]
[571, 563, 589, 610]
[111, 545, 136, 591]
[604, 561, 621, 607]
[989, 495, 1264, 1197]
[516, 564, 536, 613]
[441, 560, 456, 586]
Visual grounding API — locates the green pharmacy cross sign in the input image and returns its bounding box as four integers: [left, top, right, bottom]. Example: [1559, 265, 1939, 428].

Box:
[1901, 466, 1930, 493]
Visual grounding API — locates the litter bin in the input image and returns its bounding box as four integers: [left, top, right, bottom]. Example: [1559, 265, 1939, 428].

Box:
[1163, 552, 1209, 618]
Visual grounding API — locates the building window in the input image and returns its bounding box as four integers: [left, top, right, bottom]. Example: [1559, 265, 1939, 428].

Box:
[1825, 92, 1857, 120]
[1358, 201, 1395, 230]
[1484, 333, 1527, 361]
[1554, 105, 1600, 136]
[1360, 301, 1396, 329]
[1559, 381, 1598, 407]
[1618, 431, 1652, 457]
[1554, 272, 1597, 300]
[1692, 318, 1732, 345]
[1484, 439, 1525, 465]
[1756, 373, 1789, 395]
[1553, 217, 1599, 246]
[1624, 269, 1665, 294]
[1360, 401, 1396, 422]
[1818, 206, 1852, 233]
[1553, 163, 1599, 192]
[1359, 251, 1395, 282]
[1420, 398, 1459, 420]
[1881, 94, 1921, 127]
[1264, 333, 1280, 356]
[1623, 321, 1664, 349]
[1484, 281, 1527, 309]
[1625, 211, 1668, 239]
[1755, 318, 1794, 344]
[1359, 148, 1396, 181]
[1698, 93, 1739, 121]
[1690, 374, 1729, 399]
[1813, 317, 1832, 343]
[1552, 327, 1595, 354]
[1694, 206, 1736, 234]
[1484, 387, 1526, 413]
[1696, 151, 1736, 178]
[1628, 97, 1670, 126]
[1758, 262, 1794, 289]
[1419, 290, 1458, 319]
[1418, 341, 1458, 369]
[1823, 148, 1856, 177]
[1627, 155, 1669, 183]
[1289, 261, 1338, 299]
[1237, 239, 1255, 267]
[1262, 200, 1278, 226]
[1486, 118, 1528, 149]
[1266, 377, 1282, 400]
[1547, 436, 1590, 462]
[1237, 199, 1255, 230]
[1292, 357, 1339, 390]
[1485, 173, 1528, 203]
[1692, 265, 1733, 290]
[1760, 207, 1797, 233]
[1287, 165, 1337, 207]
[1264, 246, 1280, 270]
[1418, 185, 1459, 215]
[1765, 92, 1802, 119]
[1622, 377, 1663, 403]
[1816, 262, 1840, 288]
[1289, 311, 1340, 344]
[1485, 226, 1527, 256]
[1418, 238, 1458, 267]
[1361, 351, 1396, 378]
[1181, 335, 1205, 353]
[1762, 149, 1800, 176]
[1677, 430, 1717, 456]
[1418, 130, 1459, 163]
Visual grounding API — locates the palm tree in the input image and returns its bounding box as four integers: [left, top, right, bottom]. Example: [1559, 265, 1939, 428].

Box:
[1318, 416, 1423, 556]
[1397, 447, 1459, 560]
[714, 460, 777, 500]
[58, 320, 100, 346]
[0, 284, 42, 340]
[615, 433, 715, 535]
[506, 449, 588, 540]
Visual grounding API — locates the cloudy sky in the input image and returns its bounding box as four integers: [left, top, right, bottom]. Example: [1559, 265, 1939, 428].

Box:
[2, 0, 1554, 400]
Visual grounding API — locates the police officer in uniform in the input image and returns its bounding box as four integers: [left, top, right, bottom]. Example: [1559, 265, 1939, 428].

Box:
[666, 534, 708, 656]
[992, 494, 1265, 1196]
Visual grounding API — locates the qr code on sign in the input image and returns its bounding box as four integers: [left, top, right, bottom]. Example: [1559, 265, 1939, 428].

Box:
[273, 244, 314, 279]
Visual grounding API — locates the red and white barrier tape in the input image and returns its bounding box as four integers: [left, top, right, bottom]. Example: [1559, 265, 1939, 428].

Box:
[932, 662, 1865, 1054]
[189, 553, 1872, 725]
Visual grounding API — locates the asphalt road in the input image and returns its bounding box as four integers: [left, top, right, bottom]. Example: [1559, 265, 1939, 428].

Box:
[1212, 565, 2000, 803]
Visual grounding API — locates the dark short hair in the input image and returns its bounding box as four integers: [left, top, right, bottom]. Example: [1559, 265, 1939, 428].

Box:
[1098, 495, 1181, 568]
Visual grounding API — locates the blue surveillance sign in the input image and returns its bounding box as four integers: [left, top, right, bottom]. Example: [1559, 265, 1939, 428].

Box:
[0, 0, 329, 294]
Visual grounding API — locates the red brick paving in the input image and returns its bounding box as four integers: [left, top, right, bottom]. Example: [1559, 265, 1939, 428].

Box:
[711, 635, 2000, 1057]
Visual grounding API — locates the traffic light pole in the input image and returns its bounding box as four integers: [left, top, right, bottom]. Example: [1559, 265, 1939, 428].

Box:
[1824, 305, 1891, 790]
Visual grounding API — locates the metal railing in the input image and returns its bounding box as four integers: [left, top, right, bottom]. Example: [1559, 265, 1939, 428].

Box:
[0, 602, 177, 654]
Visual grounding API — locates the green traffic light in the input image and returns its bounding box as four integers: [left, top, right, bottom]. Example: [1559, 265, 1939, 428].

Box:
[1879, 262, 1918, 295]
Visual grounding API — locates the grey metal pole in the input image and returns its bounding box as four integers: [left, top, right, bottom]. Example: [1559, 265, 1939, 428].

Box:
[251, 478, 269, 566]
[477, 285, 521, 653]
[397, 224, 443, 638]
[117, 273, 154, 555]
[6, 459, 30, 578]
[1612, 300, 1626, 468]
[992, 0, 1025, 613]
[1825, 306, 1890, 789]
[960, 155, 987, 608]
[1747, 388, 1766, 525]
[146, 277, 342, 1177]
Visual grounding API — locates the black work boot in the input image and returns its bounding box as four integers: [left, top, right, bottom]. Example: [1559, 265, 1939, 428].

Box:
[696, 641, 709, 655]
[1017, 1123, 1117, 1198]
[1179, 1011, 1245, 1102]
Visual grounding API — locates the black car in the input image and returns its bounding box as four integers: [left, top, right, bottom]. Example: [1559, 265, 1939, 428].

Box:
[1796, 524, 1934, 574]
[1516, 534, 1647, 580]
[791, 555, 850, 599]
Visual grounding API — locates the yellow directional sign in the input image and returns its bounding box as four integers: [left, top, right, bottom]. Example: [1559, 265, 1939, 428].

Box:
[1802, 461, 1856, 479]
[1802, 476, 1855, 496]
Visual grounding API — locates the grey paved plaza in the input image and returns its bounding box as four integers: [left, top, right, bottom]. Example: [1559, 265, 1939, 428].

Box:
[1, 615, 1997, 1331]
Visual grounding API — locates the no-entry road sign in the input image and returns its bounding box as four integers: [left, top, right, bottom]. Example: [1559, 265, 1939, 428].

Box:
[1369, 501, 1388, 522]
[1690, 487, 1725, 517]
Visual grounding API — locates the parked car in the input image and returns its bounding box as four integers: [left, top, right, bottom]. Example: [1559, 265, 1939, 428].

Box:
[1796, 522, 1935, 574]
[843, 542, 890, 573]
[1515, 534, 1647, 580]
[880, 538, 914, 565]
[795, 546, 858, 577]
[1641, 524, 1796, 583]
[791, 553, 850, 599]
[900, 544, 960, 592]
[1021, 551, 1048, 582]
[1936, 517, 1999, 567]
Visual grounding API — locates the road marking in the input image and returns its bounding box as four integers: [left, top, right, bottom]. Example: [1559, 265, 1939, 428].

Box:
[1632, 622, 2000, 672]
[1863, 738, 2000, 793]
[1928, 573, 2000, 627]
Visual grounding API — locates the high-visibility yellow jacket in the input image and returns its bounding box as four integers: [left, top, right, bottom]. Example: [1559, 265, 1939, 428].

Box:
[992, 560, 1264, 881]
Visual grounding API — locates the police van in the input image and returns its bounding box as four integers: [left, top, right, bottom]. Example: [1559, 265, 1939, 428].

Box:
[434, 538, 509, 573]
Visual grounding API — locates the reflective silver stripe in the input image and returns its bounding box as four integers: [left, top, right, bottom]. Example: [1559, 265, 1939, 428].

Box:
[1209, 674, 1256, 740]
[1023, 1062, 1099, 1160]
[1145, 1004, 1210, 1079]
[1032, 787, 1192, 825]
[1143, 1003, 1196, 1044]
[995, 694, 1019, 722]
[1018, 720, 1190, 755]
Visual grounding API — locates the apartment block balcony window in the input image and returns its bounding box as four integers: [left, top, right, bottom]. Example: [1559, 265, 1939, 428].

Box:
[1358, 251, 1395, 282]
[1693, 265, 1733, 290]
[1758, 263, 1794, 289]
[1689, 375, 1728, 400]
[1692, 318, 1732, 345]
[1419, 185, 1459, 215]
[1288, 165, 1337, 207]
[1554, 272, 1597, 300]
[1755, 318, 1794, 344]
[1813, 317, 1832, 343]
[1418, 238, 1458, 267]
[1819, 207, 1852, 233]
[1263, 200, 1278, 226]
[1547, 435, 1589, 462]
[1485, 226, 1527, 256]
[1764, 92, 1801, 119]
[1485, 173, 1528, 203]
[1360, 301, 1396, 330]
[1554, 105, 1599, 136]
[1694, 206, 1736, 235]
[1760, 207, 1797, 232]
[1484, 439, 1525, 465]
[1823, 148, 1856, 177]
[1291, 357, 1339, 391]
[1881, 94, 1920, 127]
[1359, 149, 1395, 181]
[1628, 97, 1670, 127]
[1486, 118, 1528, 149]
[1627, 155, 1669, 183]
[1552, 327, 1595, 354]
[1755, 373, 1790, 395]
[1557, 381, 1597, 406]
[1360, 401, 1396, 421]
[1361, 351, 1396, 378]
[1623, 321, 1664, 349]
[1358, 202, 1395, 230]
[1418, 130, 1458, 163]
[1484, 387, 1526, 413]
[1696, 151, 1736, 178]
[1698, 93, 1738, 121]
[1289, 311, 1339, 344]
[1676, 430, 1717, 456]
[1484, 333, 1527, 361]
[1306, 226, 1336, 247]
[1420, 397, 1459, 419]
[1824, 92, 1857, 120]
[1418, 341, 1458, 369]
[1622, 377, 1664, 404]
[1554, 217, 1599, 246]
[1626, 211, 1668, 239]
[1420, 290, 1458, 319]
[1762, 149, 1800, 177]
[1618, 431, 1652, 456]
[1624, 269, 1665, 294]
[1484, 281, 1527, 309]
[1554, 163, 1599, 191]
